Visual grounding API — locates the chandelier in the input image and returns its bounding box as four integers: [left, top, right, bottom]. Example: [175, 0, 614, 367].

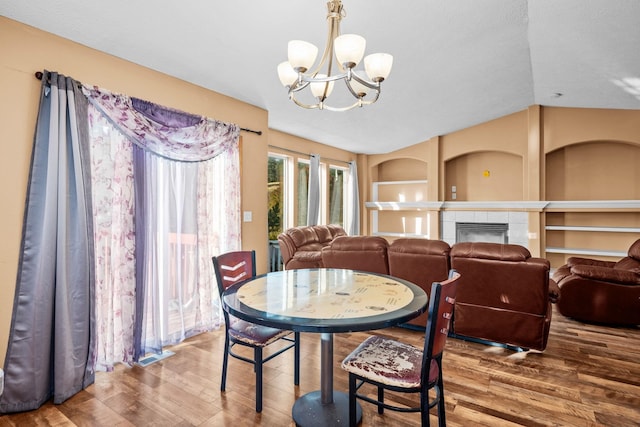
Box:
[277, 0, 393, 112]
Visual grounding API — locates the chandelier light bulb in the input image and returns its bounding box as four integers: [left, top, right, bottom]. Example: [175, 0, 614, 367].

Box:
[349, 72, 370, 98]
[334, 34, 366, 68]
[310, 74, 335, 99]
[277, 61, 298, 87]
[288, 40, 318, 73]
[364, 53, 393, 82]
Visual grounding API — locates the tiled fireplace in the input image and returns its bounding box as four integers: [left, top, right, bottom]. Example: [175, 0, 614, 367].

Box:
[441, 210, 529, 248]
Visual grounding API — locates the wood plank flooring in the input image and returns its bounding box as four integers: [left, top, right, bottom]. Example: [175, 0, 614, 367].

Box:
[1, 306, 639, 426]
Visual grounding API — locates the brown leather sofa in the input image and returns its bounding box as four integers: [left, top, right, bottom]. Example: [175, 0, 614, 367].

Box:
[449, 242, 559, 351]
[277, 224, 347, 270]
[291, 233, 558, 351]
[321, 236, 451, 328]
[552, 238, 640, 326]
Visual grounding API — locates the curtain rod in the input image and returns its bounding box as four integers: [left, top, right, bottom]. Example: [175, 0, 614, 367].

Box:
[268, 144, 351, 165]
[34, 71, 262, 136]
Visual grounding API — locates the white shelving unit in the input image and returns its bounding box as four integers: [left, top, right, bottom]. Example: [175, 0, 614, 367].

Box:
[544, 200, 640, 258]
[366, 180, 431, 238]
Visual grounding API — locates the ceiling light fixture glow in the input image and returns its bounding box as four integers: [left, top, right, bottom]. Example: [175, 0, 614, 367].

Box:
[277, 0, 393, 112]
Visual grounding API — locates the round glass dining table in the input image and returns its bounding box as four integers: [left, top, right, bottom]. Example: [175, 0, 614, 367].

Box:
[222, 268, 428, 427]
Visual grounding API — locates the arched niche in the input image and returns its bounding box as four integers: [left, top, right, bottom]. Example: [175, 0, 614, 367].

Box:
[546, 140, 640, 200]
[445, 151, 523, 201]
[371, 157, 428, 182]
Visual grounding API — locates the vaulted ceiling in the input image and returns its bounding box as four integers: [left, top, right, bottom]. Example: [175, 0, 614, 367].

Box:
[2, 0, 639, 154]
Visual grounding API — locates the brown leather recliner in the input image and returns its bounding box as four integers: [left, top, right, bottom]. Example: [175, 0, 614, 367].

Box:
[387, 238, 451, 328]
[552, 239, 640, 326]
[449, 242, 559, 351]
[277, 225, 347, 270]
[321, 235, 390, 274]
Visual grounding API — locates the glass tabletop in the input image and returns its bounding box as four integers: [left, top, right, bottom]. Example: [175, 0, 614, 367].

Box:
[222, 268, 428, 333]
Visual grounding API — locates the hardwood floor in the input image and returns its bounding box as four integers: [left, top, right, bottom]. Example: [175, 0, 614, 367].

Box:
[1, 306, 639, 426]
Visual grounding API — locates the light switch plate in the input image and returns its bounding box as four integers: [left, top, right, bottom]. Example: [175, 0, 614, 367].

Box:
[243, 211, 252, 222]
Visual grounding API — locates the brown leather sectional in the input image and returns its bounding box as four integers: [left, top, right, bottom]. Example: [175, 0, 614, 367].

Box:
[321, 236, 557, 351]
[552, 238, 640, 326]
[277, 224, 347, 270]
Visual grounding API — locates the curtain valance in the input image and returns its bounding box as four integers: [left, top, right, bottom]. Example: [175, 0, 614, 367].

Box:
[83, 86, 239, 162]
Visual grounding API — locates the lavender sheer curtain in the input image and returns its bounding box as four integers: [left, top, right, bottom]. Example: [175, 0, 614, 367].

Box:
[0, 72, 96, 413]
[84, 87, 241, 364]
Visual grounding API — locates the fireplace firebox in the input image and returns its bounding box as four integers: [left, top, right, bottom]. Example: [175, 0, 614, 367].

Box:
[456, 222, 508, 244]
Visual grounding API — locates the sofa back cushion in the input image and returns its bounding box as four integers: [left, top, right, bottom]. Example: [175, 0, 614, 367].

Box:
[287, 224, 346, 252]
[388, 238, 451, 293]
[321, 236, 390, 274]
[450, 241, 531, 261]
[450, 242, 550, 315]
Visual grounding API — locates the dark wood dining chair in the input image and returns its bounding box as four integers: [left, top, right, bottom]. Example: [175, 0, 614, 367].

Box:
[341, 270, 461, 426]
[212, 250, 300, 413]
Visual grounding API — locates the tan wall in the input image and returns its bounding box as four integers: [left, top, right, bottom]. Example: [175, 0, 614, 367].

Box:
[3, 16, 640, 367]
[365, 106, 640, 266]
[0, 17, 352, 366]
[441, 110, 529, 199]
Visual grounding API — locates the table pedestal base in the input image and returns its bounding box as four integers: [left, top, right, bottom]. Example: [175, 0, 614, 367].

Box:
[292, 390, 362, 426]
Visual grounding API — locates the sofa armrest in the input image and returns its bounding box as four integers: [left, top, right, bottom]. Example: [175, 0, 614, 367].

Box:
[567, 257, 616, 268]
[277, 234, 296, 266]
[548, 278, 560, 303]
[570, 264, 640, 285]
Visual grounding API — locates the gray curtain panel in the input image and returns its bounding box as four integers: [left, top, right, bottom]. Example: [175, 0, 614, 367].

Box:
[307, 154, 320, 226]
[348, 161, 360, 235]
[0, 72, 95, 413]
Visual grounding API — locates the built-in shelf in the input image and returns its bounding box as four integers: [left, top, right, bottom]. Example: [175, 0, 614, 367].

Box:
[545, 247, 627, 257]
[369, 180, 431, 238]
[544, 204, 639, 260]
[545, 225, 640, 233]
[365, 201, 443, 210]
[545, 200, 640, 210]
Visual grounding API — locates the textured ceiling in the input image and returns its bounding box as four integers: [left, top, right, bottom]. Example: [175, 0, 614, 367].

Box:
[2, 0, 639, 154]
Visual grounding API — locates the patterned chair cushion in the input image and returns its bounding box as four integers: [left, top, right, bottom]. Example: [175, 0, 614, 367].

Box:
[228, 315, 291, 346]
[341, 335, 439, 388]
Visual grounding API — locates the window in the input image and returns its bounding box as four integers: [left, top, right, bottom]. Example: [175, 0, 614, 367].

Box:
[270, 154, 350, 229]
[329, 166, 347, 226]
[268, 155, 288, 240]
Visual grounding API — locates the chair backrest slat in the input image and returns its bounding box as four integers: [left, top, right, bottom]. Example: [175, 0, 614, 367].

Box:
[212, 251, 256, 294]
[422, 270, 460, 377]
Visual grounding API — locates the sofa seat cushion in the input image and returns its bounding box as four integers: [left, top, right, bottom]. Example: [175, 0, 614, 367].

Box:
[571, 265, 640, 285]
